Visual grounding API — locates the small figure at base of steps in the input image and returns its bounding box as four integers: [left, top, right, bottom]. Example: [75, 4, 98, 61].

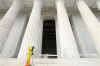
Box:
[25, 46, 34, 66]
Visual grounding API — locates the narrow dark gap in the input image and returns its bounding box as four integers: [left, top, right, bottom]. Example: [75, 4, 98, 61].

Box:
[42, 19, 57, 58]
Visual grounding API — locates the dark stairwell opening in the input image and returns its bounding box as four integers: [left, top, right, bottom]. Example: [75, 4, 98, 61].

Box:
[42, 19, 57, 58]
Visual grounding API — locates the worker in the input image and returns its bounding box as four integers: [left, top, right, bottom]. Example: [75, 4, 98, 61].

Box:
[25, 46, 33, 66]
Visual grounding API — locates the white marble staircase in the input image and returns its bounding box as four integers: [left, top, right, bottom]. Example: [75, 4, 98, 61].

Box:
[32, 58, 100, 66]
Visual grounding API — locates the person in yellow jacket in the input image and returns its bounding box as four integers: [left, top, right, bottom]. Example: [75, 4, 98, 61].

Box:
[25, 46, 34, 66]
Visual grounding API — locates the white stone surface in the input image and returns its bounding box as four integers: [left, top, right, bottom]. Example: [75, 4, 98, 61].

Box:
[56, 0, 79, 58]
[33, 58, 100, 66]
[0, 15, 27, 58]
[0, 58, 24, 66]
[0, 0, 22, 52]
[71, 14, 98, 58]
[18, 0, 43, 61]
[0, 0, 97, 9]
[1, 58, 100, 66]
[77, 0, 100, 56]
